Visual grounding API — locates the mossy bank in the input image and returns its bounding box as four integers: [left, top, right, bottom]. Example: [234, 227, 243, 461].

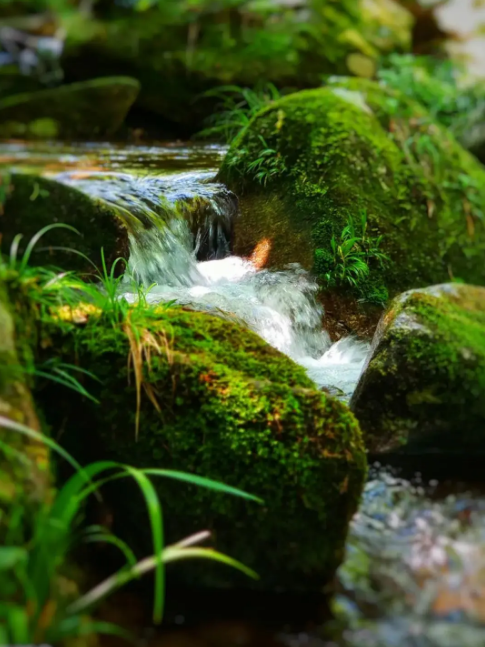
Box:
[218, 78, 485, 333]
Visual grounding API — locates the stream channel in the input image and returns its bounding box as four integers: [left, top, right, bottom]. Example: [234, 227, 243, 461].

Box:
[2, 140, 485, 647]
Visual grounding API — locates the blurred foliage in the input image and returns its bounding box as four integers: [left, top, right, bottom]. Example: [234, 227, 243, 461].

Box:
[377, 54, 485, 156]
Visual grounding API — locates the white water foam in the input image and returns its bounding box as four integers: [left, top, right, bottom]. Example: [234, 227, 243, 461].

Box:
[124, 242, 368, 399]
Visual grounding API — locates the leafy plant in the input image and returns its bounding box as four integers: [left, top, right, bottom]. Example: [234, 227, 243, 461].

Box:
[244, 135, 287, 186]
[197, 83, 282, 143]
[319, 210, 389, 299]
[0, 416, 260, 645]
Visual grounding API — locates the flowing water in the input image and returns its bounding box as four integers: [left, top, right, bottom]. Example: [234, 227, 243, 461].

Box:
[2, 140, 485, 646]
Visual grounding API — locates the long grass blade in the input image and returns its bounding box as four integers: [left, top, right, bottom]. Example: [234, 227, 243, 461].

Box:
[33, 369, 99, 404]
[8, 233, 23, 267]
[55, 617, 134, 643]
[142, 469, 263, 503]
[19, 224, 80, 272]
[124, 467, 164, 624]
[0, 417, 85, 477]
[82, 527, 138, 568]
[161, 546, 259, 579]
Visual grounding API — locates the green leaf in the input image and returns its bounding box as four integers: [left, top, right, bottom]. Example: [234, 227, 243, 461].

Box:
[0, 547, 28, 571]
[142, 469, 263, 503]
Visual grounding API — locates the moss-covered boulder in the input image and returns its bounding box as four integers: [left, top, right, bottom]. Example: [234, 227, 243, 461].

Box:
[60, 0, 412, 129]
[350, 283, 485, 454]
[0, 77, 140, 139]
[218, 78, 485, 331]
[36, 302, 366, 591]
[1, 172, 129, 273]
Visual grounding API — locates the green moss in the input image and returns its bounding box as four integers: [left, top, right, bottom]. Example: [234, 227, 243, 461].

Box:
[350, 283, 485, 453]
[0, 77, 140, 140]
[33, 302, 366, 591]
[219, 79, 485, 309]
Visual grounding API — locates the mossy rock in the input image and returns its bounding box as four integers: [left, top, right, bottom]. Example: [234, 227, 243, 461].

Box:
[36, 304, 367, 591]
[0, 281, 51, 540]
[1, 172, 129, 273]
[218, 78, 485, 330]
[60, 1, 412, 129]
[350, 283, 485, 454]
[0, 77, 140, 139]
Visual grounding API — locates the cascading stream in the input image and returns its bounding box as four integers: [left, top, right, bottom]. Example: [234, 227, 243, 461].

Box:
[54, 164, 369, 399]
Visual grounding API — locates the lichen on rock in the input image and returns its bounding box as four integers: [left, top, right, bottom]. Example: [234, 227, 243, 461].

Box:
[350, 283, 485, 454]
[0, 280, 50, 540]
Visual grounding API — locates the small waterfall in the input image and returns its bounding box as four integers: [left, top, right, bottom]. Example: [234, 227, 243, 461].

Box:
[54, 167, 368, 399]
[55, 170, 238, 262]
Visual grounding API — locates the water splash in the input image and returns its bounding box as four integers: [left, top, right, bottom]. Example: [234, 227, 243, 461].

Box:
[31, 153, 367, 397]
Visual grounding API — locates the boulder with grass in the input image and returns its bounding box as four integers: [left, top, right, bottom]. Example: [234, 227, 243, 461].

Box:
[33, 299, 367, 592]
[350, 283, 485, 455]
[218, 78, 485, 334]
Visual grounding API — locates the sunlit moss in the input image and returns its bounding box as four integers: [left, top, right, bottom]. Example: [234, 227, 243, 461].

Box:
[219, 79, 485, 311]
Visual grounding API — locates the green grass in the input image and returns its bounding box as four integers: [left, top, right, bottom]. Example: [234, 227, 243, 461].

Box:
[0, 416, 261, 644]
[197, 83, 282, 143]
[0, 226, 262, 642]
[315, 210, 389, 304]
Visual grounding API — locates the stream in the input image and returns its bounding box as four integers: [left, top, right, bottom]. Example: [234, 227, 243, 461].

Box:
[2, 140, 485, 647]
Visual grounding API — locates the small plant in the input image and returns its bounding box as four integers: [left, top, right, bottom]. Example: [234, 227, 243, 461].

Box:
[197, 83, 282, 143]
[245, 135, 287, 186]
[319, 210, 389, 299]
[0, 416, 260, 645]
